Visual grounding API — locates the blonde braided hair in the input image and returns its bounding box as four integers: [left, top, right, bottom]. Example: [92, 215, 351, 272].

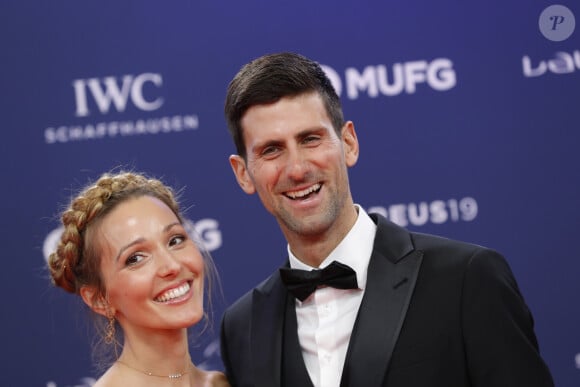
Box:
[48, 171, 181, 298]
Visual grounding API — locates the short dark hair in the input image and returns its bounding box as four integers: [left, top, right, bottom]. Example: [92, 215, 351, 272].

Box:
[224, 52, 344, 159]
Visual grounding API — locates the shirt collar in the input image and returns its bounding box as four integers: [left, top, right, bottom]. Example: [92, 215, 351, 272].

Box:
[287, 204, 376, 289]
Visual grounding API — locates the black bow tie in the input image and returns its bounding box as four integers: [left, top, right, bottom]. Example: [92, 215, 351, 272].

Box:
[279, 261, 359, 301]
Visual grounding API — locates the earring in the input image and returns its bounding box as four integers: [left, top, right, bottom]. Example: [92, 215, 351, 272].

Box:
[104, 313, 115, 345]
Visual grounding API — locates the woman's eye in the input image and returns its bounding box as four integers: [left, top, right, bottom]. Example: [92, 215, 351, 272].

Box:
[125, 253, 145, 266]
[169, 235, 186, 247]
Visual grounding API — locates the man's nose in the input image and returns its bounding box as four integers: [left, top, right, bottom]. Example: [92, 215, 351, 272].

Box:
[285, 149, 308, 180]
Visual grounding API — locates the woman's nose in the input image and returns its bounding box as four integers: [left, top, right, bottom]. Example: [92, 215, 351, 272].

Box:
[156, 249, 181, 277]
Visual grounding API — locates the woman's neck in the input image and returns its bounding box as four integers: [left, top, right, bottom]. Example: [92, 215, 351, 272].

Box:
[118, 327, 192, 376]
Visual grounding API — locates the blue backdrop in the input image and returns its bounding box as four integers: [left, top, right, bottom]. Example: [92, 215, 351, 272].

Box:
[1, 1, 579, 386]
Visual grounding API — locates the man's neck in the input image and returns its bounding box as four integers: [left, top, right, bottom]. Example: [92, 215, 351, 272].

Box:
[286, 205, 359, 268]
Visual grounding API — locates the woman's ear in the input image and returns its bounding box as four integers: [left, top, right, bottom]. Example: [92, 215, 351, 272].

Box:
[80, 286, 113, 317]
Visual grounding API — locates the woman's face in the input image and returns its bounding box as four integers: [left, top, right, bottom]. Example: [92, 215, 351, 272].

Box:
[93, 195, 205, 336]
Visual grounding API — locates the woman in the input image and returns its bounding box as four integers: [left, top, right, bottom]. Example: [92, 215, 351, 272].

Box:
[48, 171, 229, 386]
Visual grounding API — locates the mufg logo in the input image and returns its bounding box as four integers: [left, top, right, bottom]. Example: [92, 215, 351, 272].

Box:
[321, 58, 456, 100]
[73, 72, 164, 117]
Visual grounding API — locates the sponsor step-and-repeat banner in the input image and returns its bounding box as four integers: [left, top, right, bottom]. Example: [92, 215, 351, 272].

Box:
[1, 1, 579, 386]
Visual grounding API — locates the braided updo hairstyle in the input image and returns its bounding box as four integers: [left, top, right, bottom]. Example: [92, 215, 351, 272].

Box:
[48, 171, 182, 301]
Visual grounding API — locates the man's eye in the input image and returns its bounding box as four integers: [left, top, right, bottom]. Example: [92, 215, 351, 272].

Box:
[262, 146, 279, 156]
[303, 136, 321, 144]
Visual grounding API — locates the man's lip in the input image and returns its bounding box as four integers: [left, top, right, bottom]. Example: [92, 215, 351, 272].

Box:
[283, 183, 322, 199]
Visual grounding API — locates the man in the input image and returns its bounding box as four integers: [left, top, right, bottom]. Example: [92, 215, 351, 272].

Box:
[220, 52, 554, 387]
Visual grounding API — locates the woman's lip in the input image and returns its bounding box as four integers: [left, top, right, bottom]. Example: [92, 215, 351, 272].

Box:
[154, 280, 193, 303]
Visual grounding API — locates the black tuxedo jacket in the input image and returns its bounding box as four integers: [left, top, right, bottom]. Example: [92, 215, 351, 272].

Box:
[220, 214, 554, 387]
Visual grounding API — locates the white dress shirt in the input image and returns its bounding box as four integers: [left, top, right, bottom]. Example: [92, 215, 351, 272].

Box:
[287, 205, 377, 387]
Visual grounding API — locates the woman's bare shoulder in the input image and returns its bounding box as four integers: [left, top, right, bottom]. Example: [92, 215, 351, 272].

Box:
[201, 370, 230, 387]
[90, 366, 119, 387]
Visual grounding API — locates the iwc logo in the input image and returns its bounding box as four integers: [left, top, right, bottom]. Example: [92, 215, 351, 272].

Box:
[72, 73, 164, 117]
[44, 72, 201, 144]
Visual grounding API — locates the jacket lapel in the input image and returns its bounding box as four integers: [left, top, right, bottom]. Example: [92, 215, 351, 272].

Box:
[341, 214, 423, 387]
[251, 272, 287, 387]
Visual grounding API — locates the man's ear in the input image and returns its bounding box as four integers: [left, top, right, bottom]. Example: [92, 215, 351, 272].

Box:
[80, 286, 113, 318]
[341, 121, 359, 167]
[229, 154, 256, 194]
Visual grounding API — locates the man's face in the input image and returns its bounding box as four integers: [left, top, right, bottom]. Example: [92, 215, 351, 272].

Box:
[229, 92, 359, 244]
